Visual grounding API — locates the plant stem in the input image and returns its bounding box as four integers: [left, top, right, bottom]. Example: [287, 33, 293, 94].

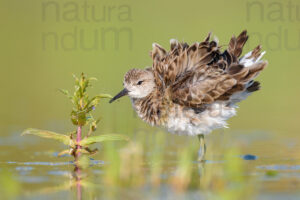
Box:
[76, 126, 82, 160]
[76, 178, 82, 200]
[74, 166, 82, 200]
[75, 127, 83, 200]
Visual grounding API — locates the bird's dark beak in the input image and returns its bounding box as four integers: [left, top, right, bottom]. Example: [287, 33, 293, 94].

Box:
[109, 88, 129, 103]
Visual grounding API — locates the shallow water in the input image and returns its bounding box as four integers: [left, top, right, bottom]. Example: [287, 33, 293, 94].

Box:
[0, 130, 299, 200]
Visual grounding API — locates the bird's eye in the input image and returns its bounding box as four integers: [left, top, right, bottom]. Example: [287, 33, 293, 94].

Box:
[137, 80, 143, 85]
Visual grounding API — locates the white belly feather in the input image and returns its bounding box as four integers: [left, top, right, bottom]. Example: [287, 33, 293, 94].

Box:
[165, 102, 236, 136]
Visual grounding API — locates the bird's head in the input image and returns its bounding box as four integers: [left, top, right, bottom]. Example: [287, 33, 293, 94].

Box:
[110, 68, 155, 103]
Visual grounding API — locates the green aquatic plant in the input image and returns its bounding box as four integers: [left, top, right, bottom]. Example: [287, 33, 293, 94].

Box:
[22, 73, 129, 162]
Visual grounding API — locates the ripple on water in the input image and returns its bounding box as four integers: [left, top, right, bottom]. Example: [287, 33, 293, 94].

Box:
[48, 170, 72, 176]
[257, 165, 300, 170]
[21, 161, 73, 166]
[52, 152, 72, 157]
[90, 160, 105, 165]
[2, 161, 73, 167]
[15, 166, 34, 176]
[4, 159, 104, 167]
[19, 176, 49, 183]
[15, 166, 34, 171]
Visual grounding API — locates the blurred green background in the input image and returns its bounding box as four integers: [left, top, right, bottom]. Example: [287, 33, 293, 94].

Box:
[0, 0, 299, 139]
[1, 0, 300, 199]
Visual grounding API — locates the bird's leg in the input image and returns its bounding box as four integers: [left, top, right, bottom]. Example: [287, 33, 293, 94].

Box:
[197, 134, 206, 162]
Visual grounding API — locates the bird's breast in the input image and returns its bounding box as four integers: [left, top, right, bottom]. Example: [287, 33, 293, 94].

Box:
[131, 94, 172, 126]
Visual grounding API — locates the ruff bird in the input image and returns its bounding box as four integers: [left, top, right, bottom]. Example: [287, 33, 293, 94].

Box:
[110, 30, 268, 161]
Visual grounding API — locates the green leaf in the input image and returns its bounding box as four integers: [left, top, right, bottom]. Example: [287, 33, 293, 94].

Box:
[96, 94, 113, 99]
[76, 148, 98, 155]
[57, 149, 72, 157]
[72, 74, 79, 81]
[90, 119, 100, 132]
[85, 94, 112, 111]
[88, 95, 112, 106]
[22, 128, 75, 147]
[58, 89, 69, 96]
[89, 77, 98, 81]
[79, 134, 129, 146]
[58, 89, 73, 100]
[70, 110, 86, 126]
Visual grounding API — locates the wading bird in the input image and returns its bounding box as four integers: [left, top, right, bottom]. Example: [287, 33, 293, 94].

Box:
[110, 30, 267, 161]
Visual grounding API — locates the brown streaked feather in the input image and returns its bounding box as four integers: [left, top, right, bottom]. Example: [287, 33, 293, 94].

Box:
[151, 43, 167, 61]
[246, 81, 260, 92]
[217, 84, 245, 101]
[133, 90, 172, 126]
[149, 30, 267, 110]
[240, 61, 268, 83]
[204, 32, 212, 42]
[151, 36, 220, 89]
[247, 45, 262, 60]
[228, 30, 248, 58]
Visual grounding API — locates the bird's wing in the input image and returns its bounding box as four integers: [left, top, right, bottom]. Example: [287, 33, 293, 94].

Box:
[150, 32, 216, 91]
[150, 30, 267, 108]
